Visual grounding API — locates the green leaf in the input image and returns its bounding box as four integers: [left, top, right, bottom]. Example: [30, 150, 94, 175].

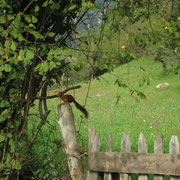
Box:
[64, 49, 72, 56]
[51, 3, 60, 10]
[50, 61, 56, 68]
[35, 5, 39, 12]
[5, 40, 10, 48]
[7, 15, 15, 20]
[0, 26, 4, 32]
[2, 31, 8, 37]
[26, 51, 34, 59]
[49, 0, 53, 4]
[10, 143, 15, 153]
[81, 2, 88, 10]
[69, 4, 76, 11]
[32, 16, 38, 23]
[11, 41, 16, 51]
[33, 32, 44, 39]
[24, 58, 33, 65]
[54, 48, 61, 56]
[19, 49, 25, 56]
[0, 100, 9, 108]
[0, 15, 6, 24]
[24, 15, 31, 23]
[5, 64, 12, 72]
[0, 133, 5, 142]
[47, 32, 55, 37]
[42, 0, 48, 7]
[14, 161, 21, 170]
[47, 54, 53, 60]
[18, 34, 24, 41]
[0, 48, 4, 55]
[29, 23, 35, 28]
[56, 55, 64, 61]
[137, 91, 146, 99]
[0, 115, 5, 123]
[5, 153, 11, 163]
[8, 133, 13, 138]
[40, 62, 49, 74]
[14, 14, 21, 23]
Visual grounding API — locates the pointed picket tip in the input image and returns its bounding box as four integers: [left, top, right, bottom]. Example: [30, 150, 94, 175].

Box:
[138, 132, 148, 153]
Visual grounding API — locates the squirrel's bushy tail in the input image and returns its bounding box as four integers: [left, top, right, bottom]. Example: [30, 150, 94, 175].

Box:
[73, 101, 88, 118]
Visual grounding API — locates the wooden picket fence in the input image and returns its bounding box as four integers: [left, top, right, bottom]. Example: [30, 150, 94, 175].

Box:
[86, 128, 180, 180]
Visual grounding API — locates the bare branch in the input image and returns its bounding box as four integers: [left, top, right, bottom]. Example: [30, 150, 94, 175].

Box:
[34, 85, 81, 100]
[23, 0, 34, 13]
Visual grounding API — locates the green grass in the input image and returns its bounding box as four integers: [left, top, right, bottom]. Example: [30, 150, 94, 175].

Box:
[45, 55, 180, 153]
[28, 55, 180, 178]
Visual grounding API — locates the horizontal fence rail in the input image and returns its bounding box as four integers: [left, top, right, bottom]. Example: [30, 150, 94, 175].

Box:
[87, 152, 180, 176]
[86, 128, 180, 180]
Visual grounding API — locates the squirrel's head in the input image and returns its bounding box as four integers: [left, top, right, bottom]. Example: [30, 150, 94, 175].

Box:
[58, 92, 64, 96]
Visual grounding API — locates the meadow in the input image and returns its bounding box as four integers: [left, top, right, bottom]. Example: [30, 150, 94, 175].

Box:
[38, 55, 180, 154]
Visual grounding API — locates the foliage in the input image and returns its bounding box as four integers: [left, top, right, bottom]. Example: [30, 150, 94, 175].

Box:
[0, 0, 96, 178]
[0, 0, 179, 178]
[73, 0, 180, 100]
[77, 0, 180, 76]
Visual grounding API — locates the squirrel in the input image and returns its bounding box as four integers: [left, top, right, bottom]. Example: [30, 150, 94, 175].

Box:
[58, 92, 88, 118]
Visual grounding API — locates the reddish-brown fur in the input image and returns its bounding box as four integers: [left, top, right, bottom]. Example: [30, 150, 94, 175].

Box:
[58, 92, 88, 118]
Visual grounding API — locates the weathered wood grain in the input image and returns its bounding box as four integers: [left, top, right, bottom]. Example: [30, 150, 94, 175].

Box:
[170, 136, 180, 180]
[88, 128, 96, 152]
[87, 152, 180, 176]
[120, 133, 131, 180]
[154, 135, 164, 180]
[104, 134, 112, 180]
[86, 128, 101, 180]
[138, 132, 148, 180]
[58, 103, 84, 180]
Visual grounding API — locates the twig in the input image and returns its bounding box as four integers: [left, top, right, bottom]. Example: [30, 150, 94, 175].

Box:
[34, 85, 81, 100]
[26, 84, 50, 153]
[60, 9, 89, 44]
[62, 85, 81, 94]
[23, 0, 34, 13]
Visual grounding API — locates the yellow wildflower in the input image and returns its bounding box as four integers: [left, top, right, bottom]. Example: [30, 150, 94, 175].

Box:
[121, 45, 127, 49]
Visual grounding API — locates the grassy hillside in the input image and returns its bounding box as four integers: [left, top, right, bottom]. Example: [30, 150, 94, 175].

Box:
[45, 56, 180, 153]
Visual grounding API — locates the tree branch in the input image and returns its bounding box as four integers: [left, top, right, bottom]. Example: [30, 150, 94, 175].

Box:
[34, 85, 81, 100]
[23, 0, 34, 13]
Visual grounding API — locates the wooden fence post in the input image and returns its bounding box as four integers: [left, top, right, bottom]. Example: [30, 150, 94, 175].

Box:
[138, 132, 148, 180]
[86, 128, 101, 180]
[170, 136, 180, 180]
[58, 103, 84, 180]
[154, 135, 164, 180]
[120, 133, 131, 180]
[104, 133, 112, 180]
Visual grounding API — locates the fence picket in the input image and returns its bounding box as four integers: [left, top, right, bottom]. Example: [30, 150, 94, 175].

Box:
[138, 132, 148, 180]
[170, 136, 180, 180]
[154, 135, 164, 180]
[120, 133, 131, 180]
[104, 133, 112, 180]
[86, 128, 101, 180]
